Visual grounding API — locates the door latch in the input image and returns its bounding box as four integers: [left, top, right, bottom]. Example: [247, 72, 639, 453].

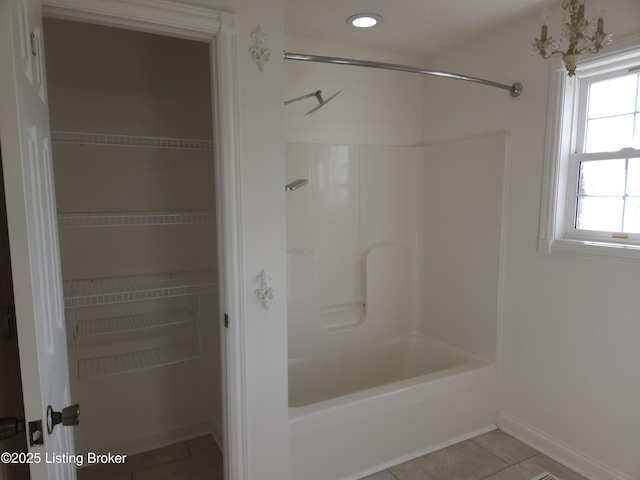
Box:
[46, 404, 80, 434]
[28, 419, 43, 446]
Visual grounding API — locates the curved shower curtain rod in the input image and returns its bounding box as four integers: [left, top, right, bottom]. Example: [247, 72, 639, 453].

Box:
[284, 52, 523, 98]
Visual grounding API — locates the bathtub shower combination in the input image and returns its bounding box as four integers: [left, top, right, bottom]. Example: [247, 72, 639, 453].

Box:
[286, 135, 508, 480]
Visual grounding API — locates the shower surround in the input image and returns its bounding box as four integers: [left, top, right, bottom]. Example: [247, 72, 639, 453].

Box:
[286, 134, 509, 479]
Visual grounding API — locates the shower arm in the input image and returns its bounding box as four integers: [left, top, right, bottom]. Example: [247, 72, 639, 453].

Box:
[283, 52, 523, 98]
[285, 90, 322, 105]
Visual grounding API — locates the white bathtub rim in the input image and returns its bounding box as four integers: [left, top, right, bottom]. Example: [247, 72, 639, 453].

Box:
[289, 332, 492, 419]
[289, 332, 491, 366]
[378, 332, 492, 363]
[289, 355, 492, 421]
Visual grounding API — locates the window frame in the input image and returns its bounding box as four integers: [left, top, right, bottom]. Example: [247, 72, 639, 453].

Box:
[539, 34, 640, 262]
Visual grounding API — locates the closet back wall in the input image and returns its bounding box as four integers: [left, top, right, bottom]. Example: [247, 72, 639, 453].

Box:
[45, 19, 212, 139]
[43, 18, 221, 455]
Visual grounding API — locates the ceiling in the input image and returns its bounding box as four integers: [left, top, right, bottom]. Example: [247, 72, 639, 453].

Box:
[284, 0, 555, 59]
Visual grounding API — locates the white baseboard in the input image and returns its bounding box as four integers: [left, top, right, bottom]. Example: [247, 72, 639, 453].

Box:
[497, 411, 635, 480]
[77, 420, 214, 458]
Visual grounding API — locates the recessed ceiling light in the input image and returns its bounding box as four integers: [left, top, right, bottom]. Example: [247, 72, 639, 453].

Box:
[347, 13, 382, 28]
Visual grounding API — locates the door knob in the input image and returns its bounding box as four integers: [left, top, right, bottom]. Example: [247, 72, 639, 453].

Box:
[46, 404, 80, 434]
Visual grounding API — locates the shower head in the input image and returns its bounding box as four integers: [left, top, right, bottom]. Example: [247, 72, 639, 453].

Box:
[285, 179, 309, 191]
[304, 90, 341, 115]
[284, 89, 342, 115]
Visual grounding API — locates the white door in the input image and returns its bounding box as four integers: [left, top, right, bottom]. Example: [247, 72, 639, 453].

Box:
[0, 0, 76, 479]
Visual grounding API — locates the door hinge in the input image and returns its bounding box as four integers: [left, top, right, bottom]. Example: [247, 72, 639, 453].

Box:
[0, 417, 25, 441]
[30, 32, 37, 56]
[3, 306, 16, 339]
[224, 313, 229, 329]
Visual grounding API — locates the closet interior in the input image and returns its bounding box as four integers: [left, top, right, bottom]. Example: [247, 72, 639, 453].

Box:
[43, 17, 222, 455]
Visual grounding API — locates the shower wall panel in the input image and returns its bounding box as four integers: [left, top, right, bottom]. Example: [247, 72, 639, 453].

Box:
[359, 145, 423, 336]
[313, 145, 360, 329]
[286, 143, 422, 355]
[287, 135, 506, 364]
[421, 133, 508, 362]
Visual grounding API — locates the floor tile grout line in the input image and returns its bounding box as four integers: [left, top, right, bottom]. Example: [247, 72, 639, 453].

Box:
[469, 437, 517, 467]
[470, 434, 541, 467]
[479, 463, 513, 480]
[519, 452, 543, 463]
[468, 436, 543, 480]
[477, 453, 544, 480]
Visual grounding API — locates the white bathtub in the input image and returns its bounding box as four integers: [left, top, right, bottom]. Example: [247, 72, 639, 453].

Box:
[289, 334, 497, 480]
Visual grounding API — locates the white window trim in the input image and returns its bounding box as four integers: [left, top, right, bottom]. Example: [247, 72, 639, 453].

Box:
[538, 33, 640, 262]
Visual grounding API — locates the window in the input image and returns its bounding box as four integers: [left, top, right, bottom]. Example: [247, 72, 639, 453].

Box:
[539, 36, 640, 261]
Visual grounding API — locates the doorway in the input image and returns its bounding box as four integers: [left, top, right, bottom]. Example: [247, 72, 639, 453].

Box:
[0, 149, 29, 480]
[42, 13, 224, 462]
[1, 0, 246, 477]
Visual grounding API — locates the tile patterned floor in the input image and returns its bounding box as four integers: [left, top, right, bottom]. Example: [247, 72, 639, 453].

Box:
[76, 429, 586, 480]
[76, 435, 222, 480]
[361, 429, 587, 480]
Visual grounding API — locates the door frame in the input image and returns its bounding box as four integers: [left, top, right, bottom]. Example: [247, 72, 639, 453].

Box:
[40, 1, 245, 479]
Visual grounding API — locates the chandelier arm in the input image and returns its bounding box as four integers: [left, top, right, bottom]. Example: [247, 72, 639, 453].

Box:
[584, 45, 602, 55]
[538, 50, 564, 60]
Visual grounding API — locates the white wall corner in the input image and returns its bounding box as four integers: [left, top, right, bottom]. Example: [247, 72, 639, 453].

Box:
[497, 411, 637, 480]
[537, 63, 570, 255]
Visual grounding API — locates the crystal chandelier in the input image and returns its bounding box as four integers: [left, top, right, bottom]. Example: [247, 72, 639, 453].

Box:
[533, 0, 613, 76]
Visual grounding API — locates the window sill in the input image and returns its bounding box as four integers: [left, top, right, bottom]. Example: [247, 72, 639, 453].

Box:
[539, 237, 640, 263]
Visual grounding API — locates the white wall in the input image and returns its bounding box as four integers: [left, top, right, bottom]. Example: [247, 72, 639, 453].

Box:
[421, 2, 640, 479]
[285, 34, 425, 145]
[176, 1, 290, 478]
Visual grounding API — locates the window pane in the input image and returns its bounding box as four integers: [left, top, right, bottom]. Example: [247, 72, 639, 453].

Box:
[627, 158, 640, 195]
[587, 74, 638, 119]
[623, 198, 640, 234]
[579, 159, 626, 196]
[635, 113, 640, 149]
[585, 115, 635, 152]
[576, 197, 623, 231]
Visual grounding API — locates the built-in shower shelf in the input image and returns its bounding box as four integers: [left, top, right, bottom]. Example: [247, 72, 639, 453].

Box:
[51, 131, 213, 151]
[77, 341, 198, 379]
[58, 211, 216, 228]
[319, 302, 365, 315]
[76, 309, 197, 338]
[63, 270, 217, 308]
